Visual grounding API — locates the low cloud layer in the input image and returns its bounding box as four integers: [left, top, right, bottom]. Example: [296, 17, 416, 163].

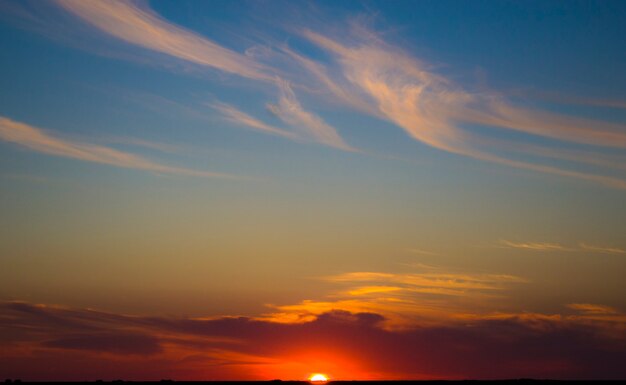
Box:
[1, 301, 625, 381]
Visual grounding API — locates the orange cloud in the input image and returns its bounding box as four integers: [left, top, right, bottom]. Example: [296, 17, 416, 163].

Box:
[347, 286, 403, 296]
[263, 266, 528, 329]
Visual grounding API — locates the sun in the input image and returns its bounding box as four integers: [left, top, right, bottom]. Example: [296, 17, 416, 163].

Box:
[309, 373, 329, 383]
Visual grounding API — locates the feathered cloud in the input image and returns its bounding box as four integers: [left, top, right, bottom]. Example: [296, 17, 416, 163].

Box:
[8, 1, 622, 187]
[298, 28, 626, 189]
[266, 79, 357, 151]
[210, 102, 296, 139]
[211, 91, 356, 151]
[406, 248, 439, 256]
[536, 91, 626, 110]
[579, 243, 626, 255]
[55, 0, 271, 81]
[499, 240, 573, 252]
[0, 116, 237, 179]
[54, 1, 355, 153]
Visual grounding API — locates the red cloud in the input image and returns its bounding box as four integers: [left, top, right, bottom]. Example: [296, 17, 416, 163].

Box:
[1, 301, 625, 381]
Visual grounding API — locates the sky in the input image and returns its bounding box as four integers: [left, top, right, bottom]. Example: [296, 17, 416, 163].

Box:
[1, 0, 625, 381]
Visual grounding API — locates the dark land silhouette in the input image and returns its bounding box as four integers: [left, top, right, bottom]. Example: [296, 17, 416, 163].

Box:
[3, 380, 623, 384]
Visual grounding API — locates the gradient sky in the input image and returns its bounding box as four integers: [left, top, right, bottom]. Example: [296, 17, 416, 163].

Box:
[1, 0, 626, 381]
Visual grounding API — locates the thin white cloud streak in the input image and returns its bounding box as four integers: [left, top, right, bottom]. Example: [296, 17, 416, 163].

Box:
[299, 29, 626, 189]
[453, 146, 626, 190]
[210, 102, 296, 139]
[406, 248, 439, 256]
[500, 240, 573, 252]
[536, 91, 626, 110]
[0, 116, 237, 179]
[460, 101, 626, 149]
[500, 240, 625, 255]
[105, 136, 184, 154]
[267, 78, 357, 151]
[55, 0, 271, 81]
[579, 243, 626, 255]
[466, 135, 626, 172]
[211, 96, 356, 151]
[571, 99, 626, 110]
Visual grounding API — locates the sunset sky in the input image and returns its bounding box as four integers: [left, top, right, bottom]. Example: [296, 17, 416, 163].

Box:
[1, 0, 625, 381]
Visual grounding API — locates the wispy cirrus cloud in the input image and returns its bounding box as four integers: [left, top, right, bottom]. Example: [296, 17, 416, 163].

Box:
[302, 29, 467, 151]
[210, 102, 296, 139]
[499, 240, 573, 252]
[54, 1, 355, 153]
[0, 116, 238, 179]
[104, 136, 185, 154]
[500, 240, 625, 255]
[298, 28, 626, 189]
[536, 91, 626, 110]
[266, 78, 357, 152]
[280, 45, 376, 116]
[301, 25, 626, 153]
[469, 136, 626, 172]
[406, 248, 439, 256]
[579, 243, 626, 255]
[55, 0, 271, 81]
[211, 93, 356, 151]
[7, 1, 625, 187]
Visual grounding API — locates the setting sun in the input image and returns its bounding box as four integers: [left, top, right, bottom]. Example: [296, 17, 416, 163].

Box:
[309, 374, 329, 382]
